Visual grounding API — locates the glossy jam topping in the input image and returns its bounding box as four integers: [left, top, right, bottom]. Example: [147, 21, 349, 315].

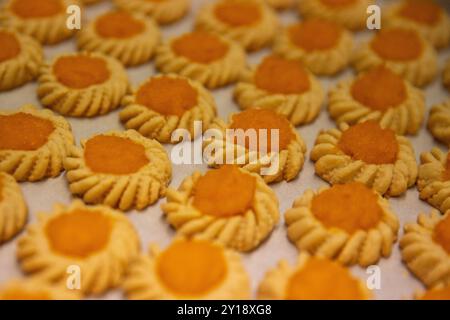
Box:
[135, 77, 197, 117]
[156, 240, 227, 296]
[214, 1, 261, 27]
[0, 113, 54, 151]
[11, 0, 63, 18]
[254, 55, 310, 95]
[351, 66, 407, 111]
[338, 121, 399, 165]
[288, 19, 341, 52]
[433, 214, 450, 254]
[84, 135, 149, 175]
[193, 165, 256, 217]
[172, 32, 228, 64]
[0, 31, 20, 63]
[45, 209, 113, 258]
[95, 12, 145, 39]
[286, 257, 366, 300]
[399, 0, 442, 26]
[229, 109, 294, 152]
[371, 29, 422, 61]
[311, 182, 383, 234]
[53, 56, 110, 89]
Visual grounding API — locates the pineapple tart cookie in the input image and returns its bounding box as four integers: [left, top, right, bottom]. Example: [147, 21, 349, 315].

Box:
[64, 130, 171, 211]
[352, 27, 438, 87]
[383, 0, 450, 49]
[265, 0, 293, 10]
[204, 109, 306, 184]
[233, 55, 324, 126]
[418, 285, 450, 300]
[17, 201, 140, 295]
[310, 121, 418, 197]
[195, 0, 279, 51]
[328, 65, 425, 136]
[428, 100, 450, 146]
[155, 31, 246, 89]
[444, 59, 450, 91]
[161, 165, 279, 252]
[401, 210, 450, 288]
[0, 172, 27, 244]
[123, 238, 250, 299]
[258, 253, 371, 299]
[120, 74, 217, 144]
[77, 11, 161, 67]
[0, 105, 74, 182]
[0, 279, 80, 300]
[0, 0, 81, 44]
[417, 148, 450, 213]
[0, 28, 43, 92]
[273, 19, 353, 76]
[113, 0, 190, 25]
[37, 52, 129, 118]
[298, 0, 374, 31]
[285, 183, 399, 267]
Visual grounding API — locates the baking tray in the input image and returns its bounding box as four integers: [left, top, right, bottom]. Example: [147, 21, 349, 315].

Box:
[0, 0, 449, 300]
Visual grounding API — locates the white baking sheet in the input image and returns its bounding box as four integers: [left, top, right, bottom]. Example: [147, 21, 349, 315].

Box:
[0, 0, 449, 300]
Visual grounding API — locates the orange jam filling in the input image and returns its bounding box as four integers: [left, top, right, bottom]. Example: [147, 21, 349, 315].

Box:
[0, 31, 20, 63]
[371, 29, 422, 61]
[11, 0, 63, 18]
[45, 209, 113, 258]
[254, 55, 310, 95]
[156, 240, 227, 297]
[229, 109, 294, 152]
[193, 165, 256, 218]
[338, 121, 399, 165]
[288, 19, 341, 52]
[421, 287, 450, 300]
[433, 214, 450, 254]
[442, 153, 450, 181]
[214, 1, 261, 27]
[351, 66, 407, 111]
[286, 257, 365, 300]
[135, 77, 198, 117]
[95, 12, 145, 39]
[311, 182, 383, 234]
[172, 32, 228, 64]
[53, 55, 110, 89]
[399, 0, 441, 26]
[84, 135, 149, 175]
[320, 0, 357, 7]
[0, 113, 54, 151]
[0, 288, 51, 300]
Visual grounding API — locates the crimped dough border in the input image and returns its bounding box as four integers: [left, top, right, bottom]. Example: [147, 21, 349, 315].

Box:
[0, 172, 27, 244]
[154, 32, 246, 89]
[16, 200, 140, 295]
[310, 122, 418, 197]
[0, 278, 81, 300]
[428, 100, 450, 146]
[37, 51, 130, 117]
[0, 105, 74, 182]
[273, 22, 353, 76]
[401, 210, 450, 288]
[257, 252, 372, 299]
[328, 71, 425, 135]
[195, 0, 279, 51]
[203, 114, 307, 184]
[123, 238, 250, 299]
[233, 64, 324, 126]
[161, 168, 279, 252]
[284, 186, 399, 267]
[120, 74, 217, 144]
[0, 28, 43, 91]
[77, 11, 161, 67]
